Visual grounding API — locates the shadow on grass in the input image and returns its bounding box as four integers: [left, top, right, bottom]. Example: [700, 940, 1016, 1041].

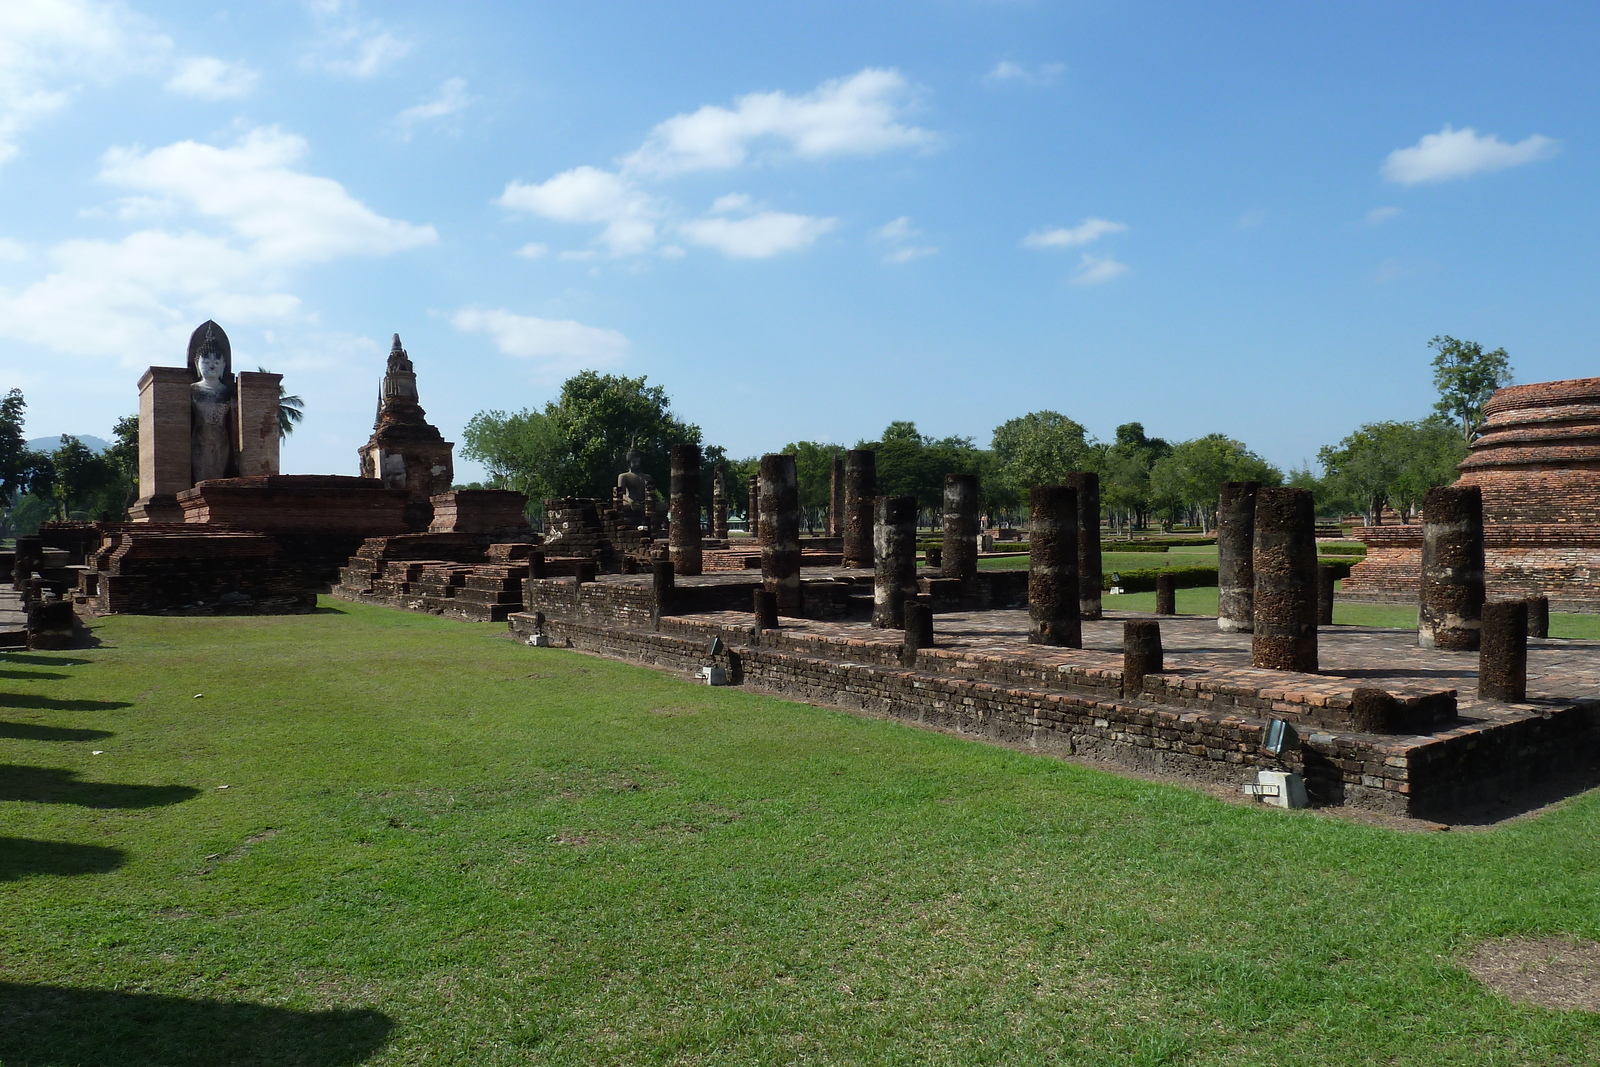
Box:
[312, 604, 350, 615]
[0, 693, 131, 711]
[0, 654, 91, 666]
[0, 837, 124, 881]
[0, 721, 114, 742]
[0, 983, 392, 1066]
[0, 669, 71, 681]
[0, 765, 199, 809]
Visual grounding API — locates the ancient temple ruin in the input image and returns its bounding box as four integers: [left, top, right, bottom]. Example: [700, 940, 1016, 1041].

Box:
[357, 335, 455, 530]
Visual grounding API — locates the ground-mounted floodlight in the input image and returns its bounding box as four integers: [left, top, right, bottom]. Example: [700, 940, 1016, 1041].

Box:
[706, 636, 723, 657]
[1262, 718, 1296, 757]
[1245, 719, 1307, 808]
[1108, 571, 1124, 595]
[697, 665, 728, 686]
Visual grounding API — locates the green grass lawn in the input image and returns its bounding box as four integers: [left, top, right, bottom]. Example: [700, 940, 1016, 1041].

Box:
[3, 600, 1598, 1065]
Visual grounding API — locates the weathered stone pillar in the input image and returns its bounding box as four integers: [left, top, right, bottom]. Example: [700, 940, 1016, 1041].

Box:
[711, 462, 728, 539]
[669, 443, 702, 576]
[1316, 565, 1337, 626]
[651, 559, 674, 619]
[129, 366, 194, 522]
[1479, 600, 1528, 702]
[1252, 487, 1318, 672]
[1419, 485, 1485, 651]
[872, 495, 918, 628]
[843, 449, 876, 568]
[1123, 620, 1162, 697]
[941, 473, 979, 596]
[1064, 472, 1102, 619]
[1350, 687, 1404, 733]
[235, 370, 282, 478]
[1526, 595, 1550, 639]
[1027, 485, 1082, 647]
[747, 482, 759, 537]
[828, 454, 845, 538]
[1154, 573, 1176, 615]
[1216, 480, 1260, 632]
[902, 598, 934, 667]
[753, 588, 778, 629]
[759, 453, 801, 613]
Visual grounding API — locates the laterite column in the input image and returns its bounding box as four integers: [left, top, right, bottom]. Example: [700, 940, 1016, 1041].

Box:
[902, 599, 934, 667]
[759, 453, 801, 613]
[872, 495, 918, 628]
[651, 559, 674, 626]
[843, 449, 876, 568]
[941, 473, 979, 597]
[828, 454, 845, 538]
[1027, 485, 1082, 647]
[1064, 472, 1102, 619]
[712, 462, 728, 539]
[1419, 485, 1485, 651]
[1526, 595, 1550, 639]
[1479, 600, 1528, 703]
[747, 483, 759, 537]
[1122, 621, 1162, 696]
[1252, 487, 1318, 672]
[1154, 573, 1176, 615]
[1217, 480, 1259, 633]
[1316, 565, 1337, 626]
[669, 443, 702, 576]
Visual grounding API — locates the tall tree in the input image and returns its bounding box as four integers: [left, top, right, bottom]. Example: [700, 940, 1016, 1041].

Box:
[1148, 434, 1281, 529]
[1429, 335, 1513, 440]
[990, 411, 1095, 504]
[1101, 422, 1171, 532]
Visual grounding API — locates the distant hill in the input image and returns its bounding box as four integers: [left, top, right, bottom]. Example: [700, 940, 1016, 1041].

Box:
[26, 435, 111, 454]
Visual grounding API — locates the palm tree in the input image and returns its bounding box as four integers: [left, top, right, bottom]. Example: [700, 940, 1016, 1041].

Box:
[259, 367, 304, 440]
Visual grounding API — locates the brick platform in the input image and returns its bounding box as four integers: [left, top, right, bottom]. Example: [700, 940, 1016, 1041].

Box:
[504, 568, 1600, 819]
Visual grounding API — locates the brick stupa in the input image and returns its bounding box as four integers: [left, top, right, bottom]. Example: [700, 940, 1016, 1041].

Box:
[357, 334, 454, 531]
[1344, 376, 1600, 610]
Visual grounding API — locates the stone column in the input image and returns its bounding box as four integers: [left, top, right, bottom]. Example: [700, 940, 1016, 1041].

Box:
[1350, 688, 1404, 733]
[872, 495, 918, 628]
[1526, 595, 1550, 639]
[1216, 480, 1260, 633]
[753, 588, 779, 629]
[1027, 485, 1082, 647]
[1252, 487, 1318, 672]
[843, 449, 876, 568]
[711, 462, 728, 539]
[669, 443, 702, 576]
[651, 559, 674, 626]
[1123, 620, 1163, 696]
[1419, 486, 1485, 651]
[902, 598, 934, 667]
[828, 454, 845, 538]
[1316, 565, 1337, 626]
[941, 473, 979, 596]
[1479, 600, 1528, 702]
[129, 366, 194, 522]
[747, 482, 759, 537]
[1155, 573, 1176, 615]
[1063, 472, 1102, 620]
[235, 370, 282, 478]
[759, 453, 801, 612]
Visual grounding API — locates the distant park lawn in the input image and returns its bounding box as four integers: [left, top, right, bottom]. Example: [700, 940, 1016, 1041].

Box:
[3, 600, 1599, 1065]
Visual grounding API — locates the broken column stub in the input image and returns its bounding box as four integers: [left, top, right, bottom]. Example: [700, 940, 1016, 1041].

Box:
[1028, 485, 1082, 648]
[753, 588, 779, 629]
[872, 495, 918, 628]
[1419, 485, 1485, 651]
[941, 472, 979, 596]
[1216, 480, 1260, 633]
[1063, 472, 1102, 620]
[1316, 565, 1337, 626]
[1526, 595, 1550, 639]
[902, 598, 934, 667]
[1122, 621, 1162, 697]
[843, 449, 876, 568]
[669, 443, 703, 576]
[759, 453, 801, 612]
[1252, 486, 1318, 673]
[828, 454, 845, 538]
[711, 462, 728, 539]
[1479, 599, 1529, 703]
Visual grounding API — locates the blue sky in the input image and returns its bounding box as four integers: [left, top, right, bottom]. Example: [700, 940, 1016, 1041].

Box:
[1, 1, 1595, 481]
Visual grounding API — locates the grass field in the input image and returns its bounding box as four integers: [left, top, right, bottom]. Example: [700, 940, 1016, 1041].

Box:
[3, 600, 1599, 1065]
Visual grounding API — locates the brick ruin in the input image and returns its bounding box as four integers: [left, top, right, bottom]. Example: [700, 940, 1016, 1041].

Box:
[357, 334, 455, 531]
[1345, 376, 1600, 611]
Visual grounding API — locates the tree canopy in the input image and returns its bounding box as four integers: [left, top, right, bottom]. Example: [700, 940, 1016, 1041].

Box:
[1429, 335, 1512, 440]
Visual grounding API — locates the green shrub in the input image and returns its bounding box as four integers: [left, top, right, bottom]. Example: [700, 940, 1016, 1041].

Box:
[1101, 543, 1169, 553]
[1317, 559, 1357, 579]
[1317, 542, 1367, 556]
[1103, 564, 1217, 592]
[1104, 536, 1216, 548]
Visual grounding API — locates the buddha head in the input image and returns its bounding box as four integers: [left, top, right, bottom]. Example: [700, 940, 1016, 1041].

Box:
[186, 320, 234, 388]
[625, 449, 643, 474]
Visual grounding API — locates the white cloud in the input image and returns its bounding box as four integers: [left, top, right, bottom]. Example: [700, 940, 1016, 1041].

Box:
[498, 166, 658, 256]
[874, 215, 937, 264]
[394, 77, 470, 138]
[167, 56, 258, 99]
[679, 211, 835, 259]
[100, 126, 437, 264]
[303, 0, 411, 78]
[709, 192, 755, 214]
[514, 242, 548, 259]
[1381, 125, 1559, 185]
[984, 60, 1065, 87]
[451, 307, 628, 378]
[1365, 206, 1402, 225]
[0, 238, 28, 262]
[1069, 253, 1128, 286]
[0, 0, 172, 165]
[1022, 218, 1127, 249]
[622, 67, 932, 177]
